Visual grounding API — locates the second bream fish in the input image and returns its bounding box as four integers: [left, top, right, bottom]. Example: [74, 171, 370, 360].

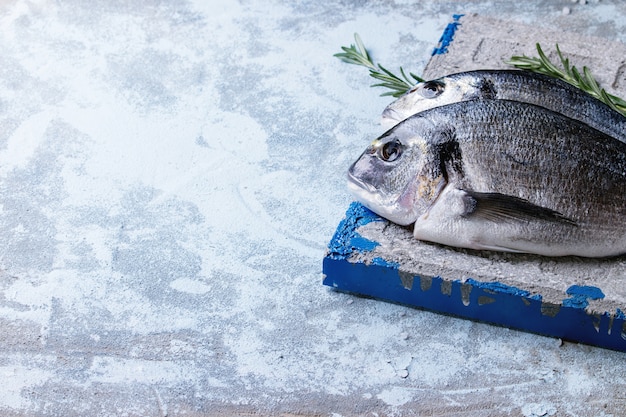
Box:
[381, 69, 626, 144]
[348, 99, 626, 257]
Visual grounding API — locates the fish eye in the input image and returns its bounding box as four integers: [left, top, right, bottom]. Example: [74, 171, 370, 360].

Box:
[418, 80, 444, 98]
[378, 139, 403, 162]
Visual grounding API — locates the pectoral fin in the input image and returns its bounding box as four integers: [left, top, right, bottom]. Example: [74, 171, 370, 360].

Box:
[413, 187, 578, 255]
[462, 190, 577, 226]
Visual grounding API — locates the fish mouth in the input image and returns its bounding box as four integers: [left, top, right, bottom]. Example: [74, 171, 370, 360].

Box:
[347, 170, 377, 195]
[381, 107, 402, 125]
[347, 171, 414, 225]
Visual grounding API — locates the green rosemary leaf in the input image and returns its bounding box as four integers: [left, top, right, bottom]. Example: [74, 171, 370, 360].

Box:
[599, 88, 621, 113]
[379, 90, 403, 98]
[507, 43, 626, 118]
[535, 45, 551, 69]
[410, 72, 425, 83]
[583, 67, 602, 95]
[335, 33, 418, 97]
[556, 45, 571, 75]
[354, 33, 372, 63]
[609, 93, 626, 108]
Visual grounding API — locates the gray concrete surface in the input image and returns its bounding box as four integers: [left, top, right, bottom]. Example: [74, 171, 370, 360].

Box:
[1, 1, 626, 416]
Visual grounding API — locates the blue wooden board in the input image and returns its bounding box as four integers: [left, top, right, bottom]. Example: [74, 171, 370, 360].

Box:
[323, 202, 626, 352]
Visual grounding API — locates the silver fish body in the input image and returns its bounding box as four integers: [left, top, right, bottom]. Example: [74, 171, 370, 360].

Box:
[381, 70, 626, 144]
[349, 99, 626, 257]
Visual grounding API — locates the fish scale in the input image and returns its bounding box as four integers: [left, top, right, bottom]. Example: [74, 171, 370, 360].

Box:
[430, 100, 626, 208]
[348, 99, 626, 257]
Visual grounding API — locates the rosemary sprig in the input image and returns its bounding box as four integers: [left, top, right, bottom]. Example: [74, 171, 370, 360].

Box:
[506, 43, 626, 117]
[335, 35, 626, 116]
[334, 33, 424, 98]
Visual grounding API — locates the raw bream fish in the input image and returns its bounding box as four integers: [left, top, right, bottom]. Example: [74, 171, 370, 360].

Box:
[348, 99, 626, 257]
[381, 70, 626, 144]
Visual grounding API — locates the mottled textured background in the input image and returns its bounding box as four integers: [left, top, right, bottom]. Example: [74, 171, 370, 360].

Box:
[0, 1, 626, 416]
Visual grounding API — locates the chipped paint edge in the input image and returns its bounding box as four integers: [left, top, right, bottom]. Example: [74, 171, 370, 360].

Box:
[431, 13, 464, 55]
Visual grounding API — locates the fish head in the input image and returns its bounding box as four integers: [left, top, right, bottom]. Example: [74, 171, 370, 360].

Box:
[347, 125, 446, 226]
[381, 73, 492, 127]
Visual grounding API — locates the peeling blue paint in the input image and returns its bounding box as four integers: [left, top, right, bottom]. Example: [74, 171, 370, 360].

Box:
[326, 202, 385, 259]
[372, 257, 399, 269]
[432, 14, 464, 55]
[465, 278, 542, 301]
[349, 236, 379, 251]
[563, 285, 605, 309]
